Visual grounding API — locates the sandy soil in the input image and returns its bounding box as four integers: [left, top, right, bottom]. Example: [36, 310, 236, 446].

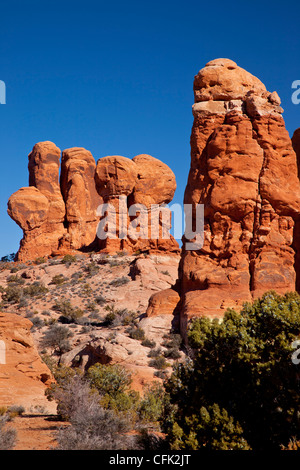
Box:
[9, 414, 68, 450]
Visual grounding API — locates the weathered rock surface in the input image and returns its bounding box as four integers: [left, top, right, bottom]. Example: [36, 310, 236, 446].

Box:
[170, 59, 300, 337]
[28, 141, 65, 223]
[0, 312, 55, 413]
[8, 142, 67, 262]
[60, 147, 102, 251]
[95, 154, 180, 254]
[8, 145, 179, 261]
[292, 127, 300, 292]
[7, 186, 64, 262]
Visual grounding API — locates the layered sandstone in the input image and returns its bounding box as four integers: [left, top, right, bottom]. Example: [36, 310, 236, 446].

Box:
[0, 312, 55, 413]
[147, 59, 300, 332]
[292, 127, 300, 292]
[8, 142, 66, 262]
[181, 58, 300, 326]
[8, 144, 179, 261]
[95, 154, 180, 254]
[60, 147, 102, 251]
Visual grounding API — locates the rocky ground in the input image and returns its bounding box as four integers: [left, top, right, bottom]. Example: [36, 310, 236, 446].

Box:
[0, 250, 185, 448]
[0, 251, 183, 417]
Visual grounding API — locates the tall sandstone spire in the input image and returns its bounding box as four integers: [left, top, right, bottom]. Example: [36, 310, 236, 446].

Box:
[147, 59, 300, 339]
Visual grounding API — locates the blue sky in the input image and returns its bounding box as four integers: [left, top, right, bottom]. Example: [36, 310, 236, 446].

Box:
[0, 0, 300, 257]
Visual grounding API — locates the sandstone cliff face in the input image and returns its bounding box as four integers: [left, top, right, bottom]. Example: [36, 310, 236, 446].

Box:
[60, 147, 102, 251]
[180, 58, 300, 329]
[146, 59, 300, 335]
[8, 145, 179, 261]
[8, 143, 67, 262]
[95, 154, 179, 254]
[0, 312, 55, 413]
[292, 127, 300, 292]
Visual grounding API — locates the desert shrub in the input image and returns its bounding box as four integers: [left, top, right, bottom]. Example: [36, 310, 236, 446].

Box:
[154, 370, 169, 380]
[104, 306, 136, 327]
[87, 364, 140, 416]
[147, 348, 162, 358]
[0, 416, 17, 450]
[1, 253, 15, 262]
[141, 338, 156, 348]
[43, 358, 78, 385]
[70, 271, 84, 282]
[54, 377, 132, 450]
[149, 355, 169, 370]
[87, 363, 132, 398]
[85, 301, 98, 312]
[163, 348, 181, 360]
[61, 254, 77, 264]
[0, 285, 23, 304]
[108, 259, 126, 267]
[41, 324, 74, 355]
[7, 405, 25, 418]
[23, 281, 48, 298]
[128, 326, 145, 341]
[162, 333, 182, 350]
[138, 383, 167, 425]
[79, 283, 92, 296]
[50, 274, 66, 285]
[56, 402, 132, 450]
[162, 333, 182, 360]
[84, 262, 99, 277]
[163, 291, 300, 450]
[6, 275, 25, 285]
[34, 257, 46, 265]
[47, 373, 134, 450]
[135, 428, 167, 451]
[30, 316, 45, 329]
[109, 276, 130, 287]
[53, 299, 83, 322]
[95, 295, 106, 306]
[0, 407, 7, 416]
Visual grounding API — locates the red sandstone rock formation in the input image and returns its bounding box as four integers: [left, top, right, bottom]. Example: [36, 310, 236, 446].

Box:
[60, 147, 102, 251]
[0, 312, 55, 413]
[8, 142, 66, 261]
[8, 143, 179, 261]
[147, 59, 300, 334]
[292, 127, 300, 292]
[95, 154, 180, 254]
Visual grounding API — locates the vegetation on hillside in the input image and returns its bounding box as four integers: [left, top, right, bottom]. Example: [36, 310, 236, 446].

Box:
[162, 291, 300, 450]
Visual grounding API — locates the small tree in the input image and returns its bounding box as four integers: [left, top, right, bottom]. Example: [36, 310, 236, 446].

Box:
[49, 374, 133, 450]
[163, 291, 300, 450]
[41, 324, 73, 356]
[87, 363, 132, 398]
[0, 415, 17, 450]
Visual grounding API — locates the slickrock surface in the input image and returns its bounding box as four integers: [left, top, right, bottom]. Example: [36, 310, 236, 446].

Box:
[0, 312, 55, 413]
[0, 253, 181, 393]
